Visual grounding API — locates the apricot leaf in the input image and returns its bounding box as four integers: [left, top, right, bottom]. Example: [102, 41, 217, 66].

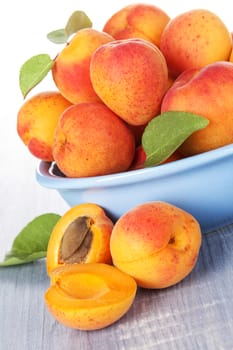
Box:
[0, 213, 61, 266]
[142, 111, 209, 167]
[19, 54, 54, 98]
[65, 11, 92, 37]
[47, 10, 92, 44]
[47, 29, 67, 44]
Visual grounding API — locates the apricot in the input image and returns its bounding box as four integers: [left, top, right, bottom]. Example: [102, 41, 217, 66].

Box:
[90, 38, 168, 126]
[52, 28, 114, 104]
[52, 102, 135, 177]
[45, 263, 137, 330]
[17, 91, 72, 161]
[46, 203, 114, 276]
[103, 3, 170, 47]
[161, 61, 233, 156]
[110, 201, 202, 289]
[160, 9, 232, 77]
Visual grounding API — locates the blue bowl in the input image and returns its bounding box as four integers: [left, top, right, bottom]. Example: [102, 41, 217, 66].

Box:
[36, 144, 233, 233]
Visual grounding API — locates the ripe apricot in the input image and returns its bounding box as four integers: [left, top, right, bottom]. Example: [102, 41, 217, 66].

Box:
[17, 91, 72, 161]
[52, 102, 135, 177]
[160, 9, 232, 77]
[52, 28, 114, 104]
[90, 38, 168, 126]
[46, 203, 113, 276]
[103, 3, 170, 47]
[110, 201, 202, 289]
[45, 263, 137, 330]
[161, 62, 233, 156]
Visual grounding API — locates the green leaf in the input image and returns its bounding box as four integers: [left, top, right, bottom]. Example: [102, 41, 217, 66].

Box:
[47, 29, 67, 44]
[47, 10, 92, 44]
[142, 111, 209, 167]
[19, 54, 54, 98]
[0, 213, 61, 267]
[65, 11, 92, 37]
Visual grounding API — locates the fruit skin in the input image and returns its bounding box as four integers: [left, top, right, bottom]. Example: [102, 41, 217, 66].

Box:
[161, 61, 233, 156]
[52, 28, 114, 104]
[103, 3, 170, 47]
[160, 9, 232, 77]
[52, 102, 135, 177]
[45, 263, 137, 330]
[46, 203, 114, 276]
[90, 38, 168, 126]
[110, 201, 202, 289]
[17, 91, 72, 161]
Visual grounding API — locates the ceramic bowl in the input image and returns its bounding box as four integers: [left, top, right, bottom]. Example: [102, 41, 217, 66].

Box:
[36, 143, 233, 233]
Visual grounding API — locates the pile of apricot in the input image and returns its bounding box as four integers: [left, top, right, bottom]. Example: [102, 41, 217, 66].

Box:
[45, 201, 202, 330]
[17, 3, 233, 177]
[16, 1, 233, 331]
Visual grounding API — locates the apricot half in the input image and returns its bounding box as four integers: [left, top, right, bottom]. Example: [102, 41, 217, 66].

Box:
[46, 203, 113, 276]
[45, 263, 137, 330]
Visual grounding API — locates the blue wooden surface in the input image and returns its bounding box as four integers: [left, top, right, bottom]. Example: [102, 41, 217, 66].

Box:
[1, 225, 233, 350]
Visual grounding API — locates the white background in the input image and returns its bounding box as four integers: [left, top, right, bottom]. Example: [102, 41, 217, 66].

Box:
[0, 0, 232, 259]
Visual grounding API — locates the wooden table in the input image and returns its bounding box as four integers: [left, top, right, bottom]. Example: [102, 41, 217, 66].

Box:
[1, 171, 233, 350]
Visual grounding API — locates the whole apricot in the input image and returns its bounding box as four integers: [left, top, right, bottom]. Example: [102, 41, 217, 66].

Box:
[110, 201, 202, 289]
[52, 28, 114, 104]
[90, 38, 168, 126]
[103, 3, 170, 47]
[46, 203, 114, 276]
[52, 102, 135, 177]
[160, 9, 232, 77]
[161, 61, 233, 156]
[17, 91, 72, 161]
[45, 263, 137, 330]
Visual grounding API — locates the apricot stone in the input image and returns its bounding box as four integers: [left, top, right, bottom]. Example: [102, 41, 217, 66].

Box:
[17, 91, 72, 161]
[46, 203, 114, 276]
[45, 263, 137, 330]
[52, 102, 135, 177]
[110, 201, 202, 289]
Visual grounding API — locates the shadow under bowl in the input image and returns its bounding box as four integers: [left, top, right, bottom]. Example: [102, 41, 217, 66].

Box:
[36, 144, 233, 233]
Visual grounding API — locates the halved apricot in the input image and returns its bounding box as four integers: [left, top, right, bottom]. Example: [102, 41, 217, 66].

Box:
[45, 263, 137, 330]
[46, 203, 114, 276]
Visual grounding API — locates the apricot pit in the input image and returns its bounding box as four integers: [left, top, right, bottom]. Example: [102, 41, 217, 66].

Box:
[60, 216, 93, 264]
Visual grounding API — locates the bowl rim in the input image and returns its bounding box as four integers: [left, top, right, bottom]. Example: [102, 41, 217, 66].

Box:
[36, 143, 233, 189]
